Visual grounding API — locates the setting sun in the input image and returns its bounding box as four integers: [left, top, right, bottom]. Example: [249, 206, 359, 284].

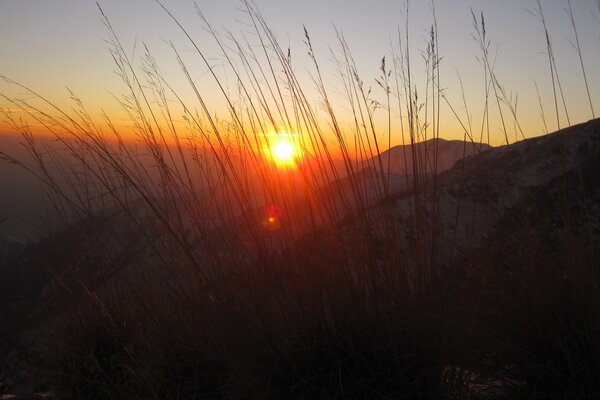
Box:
[267, 136, 301, 167]
[273, 140, 295, 162]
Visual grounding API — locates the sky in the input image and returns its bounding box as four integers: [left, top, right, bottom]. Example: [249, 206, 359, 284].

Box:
[1, 0, 599, 147]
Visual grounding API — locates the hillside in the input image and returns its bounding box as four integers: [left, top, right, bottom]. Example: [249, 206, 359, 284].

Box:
[0, 119, 599, 398]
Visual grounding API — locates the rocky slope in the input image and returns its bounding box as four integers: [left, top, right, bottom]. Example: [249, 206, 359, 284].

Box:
[426, 118, 599, 259]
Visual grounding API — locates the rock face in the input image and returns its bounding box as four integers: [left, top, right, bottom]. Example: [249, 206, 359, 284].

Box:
[418, 118, 600, 259]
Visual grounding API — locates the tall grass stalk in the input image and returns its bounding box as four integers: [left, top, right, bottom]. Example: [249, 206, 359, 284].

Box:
[567, 0, 596, 119]
[471, 11, 526, 145]
[534, 79, 549, 135]
[532, 0, 571, 130]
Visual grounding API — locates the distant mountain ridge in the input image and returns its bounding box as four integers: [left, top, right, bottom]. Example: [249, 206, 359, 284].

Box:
[320, 138, 490, 208]
[367, 137, 491, 175]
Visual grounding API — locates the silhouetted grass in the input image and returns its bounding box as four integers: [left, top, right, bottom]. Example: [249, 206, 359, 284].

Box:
[459, 226, 600, 399]
[0, 1, 599, 399]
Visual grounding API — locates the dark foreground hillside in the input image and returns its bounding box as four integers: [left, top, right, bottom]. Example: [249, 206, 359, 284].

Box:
[1, 119, 599, 399]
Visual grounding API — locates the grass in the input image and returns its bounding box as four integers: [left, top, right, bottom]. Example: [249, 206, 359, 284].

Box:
[460, 227, 600, 399]
[1, 1, 599, 398]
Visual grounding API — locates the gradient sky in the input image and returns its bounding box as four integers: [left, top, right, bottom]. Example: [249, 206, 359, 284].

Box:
[1, 0, 599, 147]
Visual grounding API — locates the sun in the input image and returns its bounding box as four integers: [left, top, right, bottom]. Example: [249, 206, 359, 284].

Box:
[268, 137, 301, 167]
[273, 140, 295, 162]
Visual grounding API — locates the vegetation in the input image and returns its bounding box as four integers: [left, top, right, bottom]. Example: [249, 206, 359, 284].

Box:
[1, 1, 599, 398]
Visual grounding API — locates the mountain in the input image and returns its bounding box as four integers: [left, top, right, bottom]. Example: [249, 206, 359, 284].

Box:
[422, 118, 599, 259]
[2, 121, 596, 300]
[316, 138, 490, 211]
[366, 137, 490, 175]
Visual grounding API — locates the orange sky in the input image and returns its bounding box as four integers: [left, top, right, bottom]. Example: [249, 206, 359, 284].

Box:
[1, 0, 599, 149]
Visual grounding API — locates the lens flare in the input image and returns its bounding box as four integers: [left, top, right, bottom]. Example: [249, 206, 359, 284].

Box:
[263, 204, 282, 230]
